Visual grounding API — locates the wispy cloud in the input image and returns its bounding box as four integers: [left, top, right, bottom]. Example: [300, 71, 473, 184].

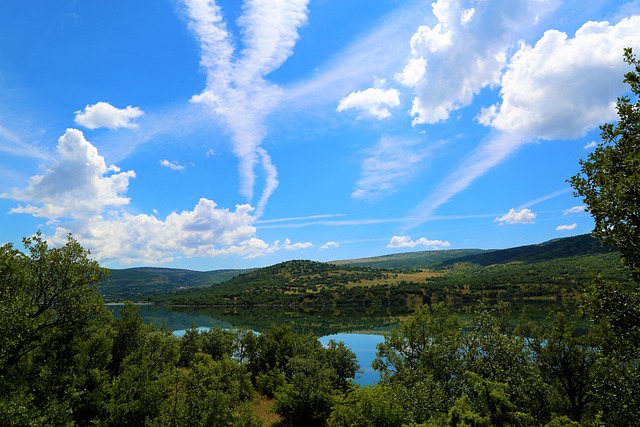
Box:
[183, 0, 310, 216]
[517, 188, 572, 209]
[160, 159, 186, 171]
[352, 135, 436, 201]
[256, 213, 347, 224]
[284, 0, 424, 107]
[403, 131, 527, 231]
[0, 123, 50, 160]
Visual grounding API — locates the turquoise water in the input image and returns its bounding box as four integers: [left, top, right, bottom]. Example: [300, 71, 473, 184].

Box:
[319, 333, 385, 385]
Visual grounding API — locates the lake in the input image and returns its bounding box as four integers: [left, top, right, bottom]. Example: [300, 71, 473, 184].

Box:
[107, 301, 581, 385]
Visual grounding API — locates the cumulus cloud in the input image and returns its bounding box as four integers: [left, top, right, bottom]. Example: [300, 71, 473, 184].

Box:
[494, 208, 536, 225]
[337, 88, 400, 119]
[3, 128, 310, 264]
[320, 241, 340, 250]
[46, 199, 257, 263]
[352, 136, 435, 201]
[184, 0, 309, 213]
[279, 238, 313, 251]
[403, 11, 640, 232]
[160, 159, 186, 171]
[387, 235, 451, 249]
[556, 223, 577, 231]
[480, 16, 640, 139]
[400, 0, 556, 125]
[564, 205, 586, 215]
[74, 102, 144, 130]
[2, 128, 135, 218]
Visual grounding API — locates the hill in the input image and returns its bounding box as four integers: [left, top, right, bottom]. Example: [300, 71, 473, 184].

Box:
[437, 234, 615, 267]
[151, 234, 632, 307]
[334, 234, 612, 269]
[99, 267, 249, 302]
[333, 248, 488, 269]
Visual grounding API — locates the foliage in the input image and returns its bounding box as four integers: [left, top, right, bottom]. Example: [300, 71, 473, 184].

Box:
[569, 48, 640, 278]
[100, 267, 247, 302]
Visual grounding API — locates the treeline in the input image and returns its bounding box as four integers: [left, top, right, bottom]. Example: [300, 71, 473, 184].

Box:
[0, 235, 358, 426]
[3, 234, 640, 425]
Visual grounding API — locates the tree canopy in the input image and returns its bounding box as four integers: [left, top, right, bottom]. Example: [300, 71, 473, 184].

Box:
[569, 47, 640, 279]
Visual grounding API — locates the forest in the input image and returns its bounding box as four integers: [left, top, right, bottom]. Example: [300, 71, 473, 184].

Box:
[1, 49, 639, 426]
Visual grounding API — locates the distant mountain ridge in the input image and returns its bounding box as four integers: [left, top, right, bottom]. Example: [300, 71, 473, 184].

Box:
[336, 234, 615, 269]
[99, 234, 624, 303]
[100, 267, 250, 301]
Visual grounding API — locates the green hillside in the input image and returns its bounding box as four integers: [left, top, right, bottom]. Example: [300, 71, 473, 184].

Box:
[105, 234, 631, 305]
[333, 248, 488, 269]
[99, 267, 249, 301]
[151, 234, 632, 307]
[436, 234, 614, 267]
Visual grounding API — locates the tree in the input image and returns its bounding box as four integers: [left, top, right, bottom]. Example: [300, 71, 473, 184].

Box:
[0, 232, 111, 425]
[569, 48, 640, 278]
[569, 48, 640, 426]
[0, 232, 109, 375]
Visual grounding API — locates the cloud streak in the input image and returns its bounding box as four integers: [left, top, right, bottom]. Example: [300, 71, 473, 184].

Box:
[184, 0, 309, 216]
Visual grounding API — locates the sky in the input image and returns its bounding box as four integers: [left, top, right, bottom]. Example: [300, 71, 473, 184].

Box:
[1, 0, 639, 271]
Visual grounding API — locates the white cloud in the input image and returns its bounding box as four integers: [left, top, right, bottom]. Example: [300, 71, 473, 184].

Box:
[320, 241, 340, 250]
[45, 199, 258, 263]
[2, 128, 309, 265]
[402, 11, 640, 232]
[395, 57, 427, 87]
[402, 0, 555, 125]
[481, 16, 640, 139]
[281, 238, 313, 251]
[387, 235, 451, 249]
[337, 88, 400, 119]
[74, 102, 144, 130]
[556, 223, 577, 231]
[352, 136, 435, 201]
[2, 128, 135, 218]
[184, 0, 308, 211]
[584, 141, 597, 149]
[160, 159, 185, 171]
[494, 208, 536, 225]
[564, 205, 586, 215]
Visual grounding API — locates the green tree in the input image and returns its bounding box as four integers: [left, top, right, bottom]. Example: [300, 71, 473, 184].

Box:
[569, 48, 640, 426]
[0, 232, 109, 375]
[569, 47, 640, 278]
[273, 355, 338, 427]
[372, 304, 464, 422]
[525, 313, 597, 422]
[0, 233, 111, 426]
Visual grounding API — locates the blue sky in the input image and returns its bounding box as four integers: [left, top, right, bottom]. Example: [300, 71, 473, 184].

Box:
[1, 0, 639, 270]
